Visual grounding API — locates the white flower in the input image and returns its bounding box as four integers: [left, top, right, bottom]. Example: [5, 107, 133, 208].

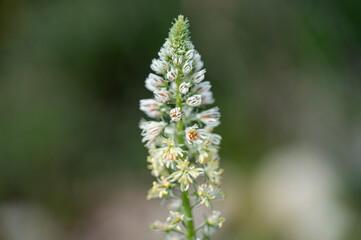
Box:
[193, 51, 204, 71]
[197, 184, 225, 208]
[145, 73, 165, 92]
[147, 154, 167, 177]
[166, 211, 184, 226]
[139, 120, 166, 148]
[139, 99, 161, 118]
[197, 107, 221, 127]
[198, 150, 210, 164]
[207, 132, 222, 145]
[194, 81, 211, 93]
[167, 67, 178, 81]
[201, 91, 215, 105]
[151, 59, 168, 74]
[206, 210, 225, 228]
[190, 69, 206, 83]
[168, 159, 203, 191]
[147, 176, 171, 199]
[185, 124, 207, 144]
[170, 107, 181, 122]
[179, 82, 191, 94]
[154, 89, 171, 103]
[182, 60, 193, 75]
[158, 47, 168, 60]
[186, 94, 202, 107]
[157, 137, 184, 169]
[173, 55, 182, 66]
[185, 49, 194, 60]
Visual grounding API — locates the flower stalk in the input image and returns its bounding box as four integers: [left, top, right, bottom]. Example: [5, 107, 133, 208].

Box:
[140, 15, 225, 240]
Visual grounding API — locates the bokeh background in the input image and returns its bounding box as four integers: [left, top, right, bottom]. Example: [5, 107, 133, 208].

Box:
[1, 0, 361, 239]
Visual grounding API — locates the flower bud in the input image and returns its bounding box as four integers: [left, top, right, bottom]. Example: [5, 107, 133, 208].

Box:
[186, 95, 202, 107]
[151, 59, 168, 74]
[167, 67, 178, 81]
[145, 73, 165, 92]
[179, 82, 191, 94]
[170, 107, 181, 121]
[185, 49, 194, 60]
[182, 60, 193, 75]
[191, 69, 206, 83]
[177, 46, 185, 54]
[154, 89, 171, 103]
[173, 55, 182, 66]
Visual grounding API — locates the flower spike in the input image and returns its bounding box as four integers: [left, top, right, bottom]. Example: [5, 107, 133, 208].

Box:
[139, 15, 224, 240]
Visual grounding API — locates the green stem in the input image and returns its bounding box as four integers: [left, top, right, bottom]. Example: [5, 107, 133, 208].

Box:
[182, 190, 195, 239]
[175, 72, 195, 240]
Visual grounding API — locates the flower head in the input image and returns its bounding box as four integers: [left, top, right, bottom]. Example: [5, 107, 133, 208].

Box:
[140, 15, 225, 238]
[168, 159, 203, 191]
[186, 124, 207, 144]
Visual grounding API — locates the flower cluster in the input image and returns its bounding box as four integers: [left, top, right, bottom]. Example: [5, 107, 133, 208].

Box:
[140, 15, 224, 240]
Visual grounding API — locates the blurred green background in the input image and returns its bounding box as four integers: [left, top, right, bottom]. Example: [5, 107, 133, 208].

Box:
[1, 0, 361, 239]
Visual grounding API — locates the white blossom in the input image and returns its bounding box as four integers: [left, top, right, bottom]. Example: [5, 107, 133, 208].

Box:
[167, 67, 178, 81]
[158, 47, 168, 60]
[151, 59, 168, 74]
[173, 55, 182, 66]
[185, 49, 194, 60]
[201, 91, 215, 105]
[186, 95, 202, 107]
[145, 73, 165, 92]
[139, 120, 166, 148]
[185, 124, 207, 144]
[140, 15, 225, 238]
[170, 107, 181, 122]
[139, 99, 161, 118]
[147, 176, 171, 199]
[206, 211, 225, 228]
[179, 82, 191, 94]
[168, 159, 203, 191]
[182, 60, 193, 75]
[190, 69, 206, 83]
[157, 137, 184, 169]
[194, 81, 212, 93]
[197, 184, 225, 207]
[154, 89, 171, 103]
[193, 51, 204, 71]
[197, 107, 221, 127]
